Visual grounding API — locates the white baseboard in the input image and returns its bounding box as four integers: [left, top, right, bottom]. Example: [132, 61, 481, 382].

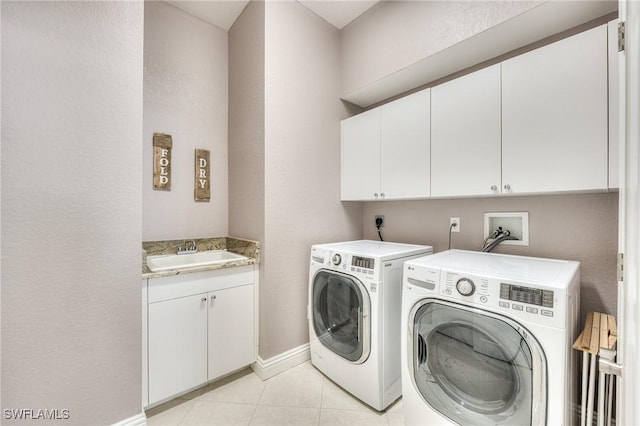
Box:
[251, 343, 310, 381]
[111, 411, 146, 426]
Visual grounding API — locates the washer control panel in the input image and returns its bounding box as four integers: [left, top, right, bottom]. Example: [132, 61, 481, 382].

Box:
[310, 247, 378, 281]
[455, 278, 475, 296]
[441, 272, 490, 300]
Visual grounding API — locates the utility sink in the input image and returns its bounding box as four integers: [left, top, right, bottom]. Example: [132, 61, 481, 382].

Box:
[146, 250, 248, 272]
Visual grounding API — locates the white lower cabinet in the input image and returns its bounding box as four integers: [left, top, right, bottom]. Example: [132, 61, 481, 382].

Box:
[207, 284, 255, 380]
[148, 294, 208, 405]
[143, 265, 257, 407]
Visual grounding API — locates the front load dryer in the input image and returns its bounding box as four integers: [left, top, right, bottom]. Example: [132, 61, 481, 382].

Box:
[401, 250, 580, 425]
[308, 240, 433, 411]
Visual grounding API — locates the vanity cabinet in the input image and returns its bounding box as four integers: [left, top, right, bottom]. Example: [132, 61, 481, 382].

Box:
[143, 265, 257, 407]
[501, 24, 608, 194]
[431, 64, 502, 197]
[148, 293, 208, 404]
[207, 284, 255, 379]
[341, 88, 430, 201]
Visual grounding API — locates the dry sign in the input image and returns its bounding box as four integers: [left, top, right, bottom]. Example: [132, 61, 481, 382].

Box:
[195, 149, 210, 202]
[153, 133, 172, 190]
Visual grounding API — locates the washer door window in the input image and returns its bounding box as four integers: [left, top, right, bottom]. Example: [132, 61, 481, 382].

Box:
[409, 300, 546, 425]
[312, 270, 370, 363]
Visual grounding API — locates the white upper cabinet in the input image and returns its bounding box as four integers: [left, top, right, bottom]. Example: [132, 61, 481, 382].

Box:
[341, 89, 430, 201]
[501, 24, 608, 194]
[341, 108, 381, 200]
[431, 64, 502, 197]
[608, 20, 620, 189]
[380, 89, 431, 199]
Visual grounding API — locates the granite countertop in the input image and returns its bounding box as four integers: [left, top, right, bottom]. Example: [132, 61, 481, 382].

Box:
[142, 236, 260, 279]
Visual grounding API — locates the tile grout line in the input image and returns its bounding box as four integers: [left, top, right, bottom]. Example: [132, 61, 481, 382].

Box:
[175, 400, 195, 426]
[248, 373, 269, 425]
[246, 403, 260, 426]
[317, 374, 325, 426]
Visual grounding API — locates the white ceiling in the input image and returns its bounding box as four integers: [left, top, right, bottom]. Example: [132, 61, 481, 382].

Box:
[297, 1, 379, 29]
[166, 0, 380, 31]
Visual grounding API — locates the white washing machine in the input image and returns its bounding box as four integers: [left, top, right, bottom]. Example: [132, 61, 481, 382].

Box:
[308, 240, 433, 411]
[401, 250, 580, 425]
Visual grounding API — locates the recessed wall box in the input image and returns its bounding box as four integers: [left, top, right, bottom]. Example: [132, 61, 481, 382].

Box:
[484, 212, 529, 246]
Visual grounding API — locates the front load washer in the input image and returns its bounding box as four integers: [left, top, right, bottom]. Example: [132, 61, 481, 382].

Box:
[308, 240, 433, 411]
[401, 250, 580, 425]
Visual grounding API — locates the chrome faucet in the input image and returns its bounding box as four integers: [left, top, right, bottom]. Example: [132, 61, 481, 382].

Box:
[177, 240, 197, 255]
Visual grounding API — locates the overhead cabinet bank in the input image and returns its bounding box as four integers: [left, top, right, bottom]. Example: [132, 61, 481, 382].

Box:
[341, 23, 617, 201]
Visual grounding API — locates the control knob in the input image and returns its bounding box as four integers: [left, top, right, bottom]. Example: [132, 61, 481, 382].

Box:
[456, 278, 475, 296]
[331, 254, 342, 266]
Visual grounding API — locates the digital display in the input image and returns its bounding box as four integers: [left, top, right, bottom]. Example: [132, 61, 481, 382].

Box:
[500, 283, 553, 308]
[352, 256, 374, 270]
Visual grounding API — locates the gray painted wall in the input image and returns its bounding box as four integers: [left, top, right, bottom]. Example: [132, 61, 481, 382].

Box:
[143, 2, 229, 241]
[340, 0, 543, 97]
[229, 0, 266, 245]
[1, 1, 143, 424]
[262, 1, 362, 358]
[229, 1, 362, 360]
[362, 193, 619, 322]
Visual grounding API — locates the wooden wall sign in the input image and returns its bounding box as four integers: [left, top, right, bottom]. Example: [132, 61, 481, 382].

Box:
[153, 133, 172, 191]
[194, 149, 210, 202]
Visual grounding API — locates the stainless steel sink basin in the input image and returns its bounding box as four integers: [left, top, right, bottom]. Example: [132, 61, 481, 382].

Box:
[146, 250, 247, 272]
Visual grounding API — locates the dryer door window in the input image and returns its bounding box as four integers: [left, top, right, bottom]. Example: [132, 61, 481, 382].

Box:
[312, 270, 370, 363]
[409, 300, 546, 425]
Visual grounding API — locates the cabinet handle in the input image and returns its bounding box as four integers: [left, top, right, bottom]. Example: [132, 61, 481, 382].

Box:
[504, 184, 511, 190]
[491, 185, 497, 191]
[380, 193, 385, 198]
[374, 193, 379, 198]
[212, 295, 217, 300]
[201, 297, 207, 302]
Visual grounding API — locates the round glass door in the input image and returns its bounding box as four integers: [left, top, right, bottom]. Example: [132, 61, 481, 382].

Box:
[312, 270, 370, 363]
[409, 300, 546, 425]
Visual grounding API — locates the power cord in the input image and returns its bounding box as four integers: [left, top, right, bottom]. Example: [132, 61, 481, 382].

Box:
[448, 222, 457, 250]
[376, 217, 384, 241]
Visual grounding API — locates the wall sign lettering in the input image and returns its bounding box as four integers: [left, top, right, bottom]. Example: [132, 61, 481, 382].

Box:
[195, 149, 210, 202]
[153, 133, 172, 191]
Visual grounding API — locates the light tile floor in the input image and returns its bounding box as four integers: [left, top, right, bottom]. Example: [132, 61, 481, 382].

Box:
[146, 361, 404, 426]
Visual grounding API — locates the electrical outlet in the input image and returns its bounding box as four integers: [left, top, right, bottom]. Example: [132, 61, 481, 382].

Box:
[375, 215, 384, 228]
[450, 217, 460, 232]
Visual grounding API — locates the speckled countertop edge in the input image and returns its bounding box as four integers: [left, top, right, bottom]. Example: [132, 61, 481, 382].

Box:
[142, 236, 260, 279]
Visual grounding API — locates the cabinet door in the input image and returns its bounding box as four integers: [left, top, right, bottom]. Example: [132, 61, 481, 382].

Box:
[431, 65, 502, 197]
[208, 284, 255, 380]
[608, 20, 620, 189]
[341, 108, 381, 200]
[380, 88, 431, 199]
[502, 24, 608, 194]
[148, 294, 208, 404]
